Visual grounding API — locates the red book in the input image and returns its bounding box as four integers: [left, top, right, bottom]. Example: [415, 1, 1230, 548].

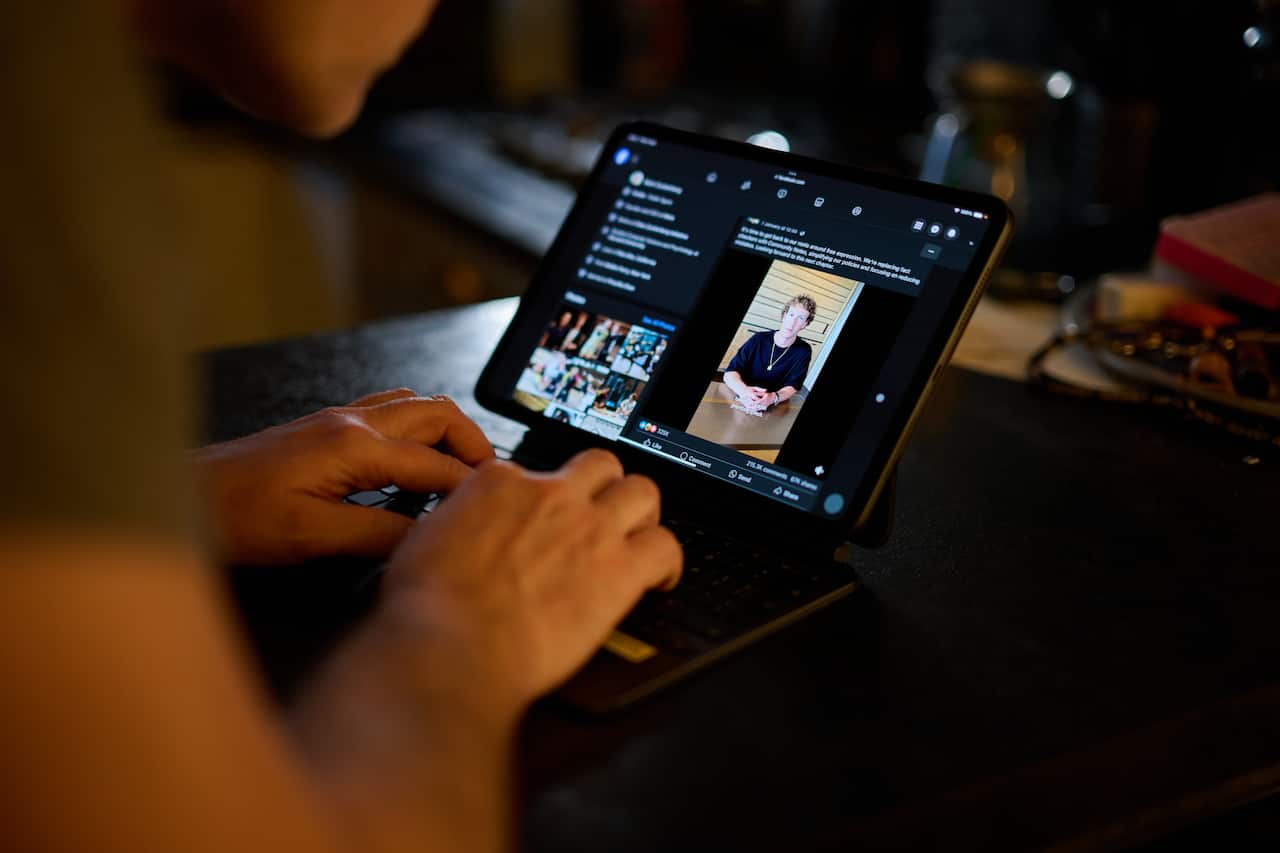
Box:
[1153, 193, 1280, 310]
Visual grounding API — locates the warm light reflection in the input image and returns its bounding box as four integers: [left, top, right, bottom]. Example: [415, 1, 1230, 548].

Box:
[990, 134, 1018, 201]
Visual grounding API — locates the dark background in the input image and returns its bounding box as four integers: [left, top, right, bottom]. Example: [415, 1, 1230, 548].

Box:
[368, 0, 1278, 265]
[166, 0, 1278, 347]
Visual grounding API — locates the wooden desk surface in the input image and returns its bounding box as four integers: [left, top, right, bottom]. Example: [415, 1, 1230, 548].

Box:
[685, 380, 804, 453]
[206, 298, 1280, 852]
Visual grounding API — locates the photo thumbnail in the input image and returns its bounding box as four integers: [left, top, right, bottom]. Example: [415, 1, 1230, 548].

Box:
[514, 301, 671, 438]
[611, 326, 668, 381]
[537, 307, 631, 364]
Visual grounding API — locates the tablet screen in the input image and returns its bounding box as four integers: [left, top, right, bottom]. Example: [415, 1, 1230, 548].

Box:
[486, 126, 999, 518]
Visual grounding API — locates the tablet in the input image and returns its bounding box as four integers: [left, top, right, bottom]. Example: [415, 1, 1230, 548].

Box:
[476, 121, 1011, 550]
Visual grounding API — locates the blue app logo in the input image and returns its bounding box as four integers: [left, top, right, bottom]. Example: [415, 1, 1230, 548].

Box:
[614, 147, 632, 166]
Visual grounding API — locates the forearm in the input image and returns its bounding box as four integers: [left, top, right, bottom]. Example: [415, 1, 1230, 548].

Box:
[0, 534, 343, 853]
[291, 610, 521, 853]
[1, 532, 518, 853]
[722, 371, 748, 397]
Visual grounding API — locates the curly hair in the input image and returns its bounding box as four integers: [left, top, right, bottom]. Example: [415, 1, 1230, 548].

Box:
[781, 294, 817, 325]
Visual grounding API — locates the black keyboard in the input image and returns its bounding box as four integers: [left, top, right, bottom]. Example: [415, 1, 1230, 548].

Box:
[340, 443, 515, 517]
[343, 485, 441, 518]
[342, 488, 847, 653]
[620, 516, 843, 653]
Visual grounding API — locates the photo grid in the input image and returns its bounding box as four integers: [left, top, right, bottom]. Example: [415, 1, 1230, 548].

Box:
[514, 302, 669, 440]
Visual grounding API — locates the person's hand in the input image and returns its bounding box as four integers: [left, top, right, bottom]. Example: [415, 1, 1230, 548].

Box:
[736, 386, 771, 409]
[376, 449, 682, 717]
[192, 389, 494, 565]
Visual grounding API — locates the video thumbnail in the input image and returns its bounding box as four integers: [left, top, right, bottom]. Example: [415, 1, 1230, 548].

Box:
[684, 258, 864, 462]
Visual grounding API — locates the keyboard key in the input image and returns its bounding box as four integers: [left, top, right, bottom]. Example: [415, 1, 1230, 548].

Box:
[345, 490, 389, 508]
[385, 496, 427, 518]
[415, 495, 442, 521]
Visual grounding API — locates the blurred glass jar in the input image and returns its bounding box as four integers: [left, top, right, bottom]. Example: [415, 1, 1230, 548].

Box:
[919, 60, 1105, 273]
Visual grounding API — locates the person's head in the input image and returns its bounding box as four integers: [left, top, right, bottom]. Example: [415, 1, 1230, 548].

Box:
[128, 1, 442, 136]
[779, 295, 816, 335]
[558, 312, 572, 326]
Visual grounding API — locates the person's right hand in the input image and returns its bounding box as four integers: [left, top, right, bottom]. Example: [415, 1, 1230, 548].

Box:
[376, 449, 682, 719]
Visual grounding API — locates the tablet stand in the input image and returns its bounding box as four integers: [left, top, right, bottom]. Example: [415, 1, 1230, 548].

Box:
[847, 468, 896, 549]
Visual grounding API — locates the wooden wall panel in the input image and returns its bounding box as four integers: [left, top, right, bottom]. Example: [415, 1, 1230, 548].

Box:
[717, 260, 861, 371]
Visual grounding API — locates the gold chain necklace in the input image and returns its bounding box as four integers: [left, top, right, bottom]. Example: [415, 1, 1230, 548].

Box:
[767, 338, 792, 371]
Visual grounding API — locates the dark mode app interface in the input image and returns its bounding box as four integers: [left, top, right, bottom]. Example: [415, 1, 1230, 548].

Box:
[504, 130, 991, 516]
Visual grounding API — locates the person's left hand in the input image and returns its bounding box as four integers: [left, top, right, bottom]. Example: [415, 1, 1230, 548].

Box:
[192, 389, 495, 565]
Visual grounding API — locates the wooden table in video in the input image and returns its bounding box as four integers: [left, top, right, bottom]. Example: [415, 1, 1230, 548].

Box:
[684, 380, 804, 452]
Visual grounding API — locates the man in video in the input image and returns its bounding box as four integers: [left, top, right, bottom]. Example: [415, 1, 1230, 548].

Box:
[540, 310, 575, 350]
[722, 295, 817, 413]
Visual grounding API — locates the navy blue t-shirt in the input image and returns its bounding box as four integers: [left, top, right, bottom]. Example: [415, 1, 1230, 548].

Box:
[725, 330, 812, 391]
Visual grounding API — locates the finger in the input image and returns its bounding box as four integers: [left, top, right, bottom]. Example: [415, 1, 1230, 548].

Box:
[308, 503, 415, 559]
[594, 474, 661, 535]
[339, 436, 475, 495]
[357, 396, 495, 465]
[625, 525, 684, 594]
[570, 526, 681, 645]
[346, 387, 418, 407]
[558, 448, 625, 497]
